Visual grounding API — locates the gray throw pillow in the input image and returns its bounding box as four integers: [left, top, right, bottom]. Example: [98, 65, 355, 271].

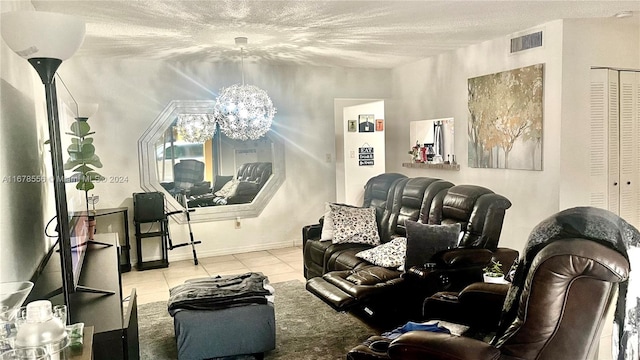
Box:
[404, 220, 461, 270]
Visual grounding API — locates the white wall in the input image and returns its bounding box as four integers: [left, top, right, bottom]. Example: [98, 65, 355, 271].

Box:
[0, 1, 57, 281]
[56, 57, 392, 261]
[387, 21, 565, 252]
[387, 17, 639, 255]
[340, 100, 385, 205]
[559, 17, 640, 209]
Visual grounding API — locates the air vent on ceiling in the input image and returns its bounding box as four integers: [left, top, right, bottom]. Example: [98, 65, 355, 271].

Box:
[510, 31, 543, 53]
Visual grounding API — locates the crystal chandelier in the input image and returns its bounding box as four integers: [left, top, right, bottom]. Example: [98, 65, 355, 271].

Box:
[176, 113, 216, 143]
[214, 37, 276, 141]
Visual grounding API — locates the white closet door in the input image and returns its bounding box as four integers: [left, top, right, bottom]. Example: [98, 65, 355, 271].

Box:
[589, 69, 618, 211]
[619, 71, 640, 229]
[606, 70, 621, 215]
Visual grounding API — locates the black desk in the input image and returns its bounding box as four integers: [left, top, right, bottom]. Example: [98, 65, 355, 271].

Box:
[91, 207, 131, 272]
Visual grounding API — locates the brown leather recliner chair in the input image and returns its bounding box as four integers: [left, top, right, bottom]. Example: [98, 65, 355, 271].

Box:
[347, 207, 640, 360]
[386, 239, 629, 360]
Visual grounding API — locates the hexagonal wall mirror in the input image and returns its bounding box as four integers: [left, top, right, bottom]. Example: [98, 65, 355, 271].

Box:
[138, 100, 285, 223]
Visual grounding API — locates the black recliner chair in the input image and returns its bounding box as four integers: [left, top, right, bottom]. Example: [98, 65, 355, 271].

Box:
[302, 173, 408, 279]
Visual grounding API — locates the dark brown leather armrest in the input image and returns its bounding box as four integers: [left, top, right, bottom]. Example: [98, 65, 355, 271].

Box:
[388, 331, 500, 360]
[433, 248, 494, 268]
[457, 282, 510, 329]
[458, 282, 509, 304]
[302, 223, 322, 247]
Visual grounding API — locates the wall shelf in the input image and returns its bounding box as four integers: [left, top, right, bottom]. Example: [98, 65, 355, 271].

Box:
[402, 162, 460, 171]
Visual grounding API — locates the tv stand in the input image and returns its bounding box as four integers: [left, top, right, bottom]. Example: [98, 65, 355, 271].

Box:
[87, 239, 113, 248]
[69, 233, 139, 360]
[74, 285, 115, 296]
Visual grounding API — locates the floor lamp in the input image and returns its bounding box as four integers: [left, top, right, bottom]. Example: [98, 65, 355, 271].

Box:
[1, 11, 86, 305]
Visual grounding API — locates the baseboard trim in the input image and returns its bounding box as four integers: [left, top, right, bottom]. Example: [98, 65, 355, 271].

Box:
[139, 239, 301, 264]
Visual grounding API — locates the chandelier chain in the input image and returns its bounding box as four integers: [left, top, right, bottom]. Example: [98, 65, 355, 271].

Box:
[240, 47, 245, 86]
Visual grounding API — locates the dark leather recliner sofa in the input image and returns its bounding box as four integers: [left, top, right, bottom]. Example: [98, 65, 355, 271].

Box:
[187, 162, 273, 207]
[227, 162, 272, 204]
[302, 173, 516, 320]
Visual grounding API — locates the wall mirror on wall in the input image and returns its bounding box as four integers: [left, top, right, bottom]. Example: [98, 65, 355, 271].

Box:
[409, 117, 455, 162]
[138, 100, 285, 222]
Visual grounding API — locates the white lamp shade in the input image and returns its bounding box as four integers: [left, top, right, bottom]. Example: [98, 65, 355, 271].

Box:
[76, 103, 99, 119]
[1, 11, 85, 61]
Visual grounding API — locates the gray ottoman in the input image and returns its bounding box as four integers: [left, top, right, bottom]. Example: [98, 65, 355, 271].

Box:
[173, 302, 276, 360]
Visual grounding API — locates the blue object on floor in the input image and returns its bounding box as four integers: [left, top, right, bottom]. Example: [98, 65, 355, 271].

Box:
[381, 321, 451, 340]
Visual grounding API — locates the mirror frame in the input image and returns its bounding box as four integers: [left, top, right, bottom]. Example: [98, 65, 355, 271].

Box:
[138, 100, 285, 223]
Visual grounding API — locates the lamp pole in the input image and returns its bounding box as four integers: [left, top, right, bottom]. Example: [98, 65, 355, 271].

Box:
[29, 58, 74, 307]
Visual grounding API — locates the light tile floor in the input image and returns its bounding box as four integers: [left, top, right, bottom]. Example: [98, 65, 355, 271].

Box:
[122, 246, 305, 305]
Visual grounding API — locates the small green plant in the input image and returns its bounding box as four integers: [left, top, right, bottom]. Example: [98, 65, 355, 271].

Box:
[63, 118, 104, 192]
[483, 260, 504, 277]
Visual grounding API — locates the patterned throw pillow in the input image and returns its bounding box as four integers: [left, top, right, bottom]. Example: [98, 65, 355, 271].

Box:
[329, 203, 381, 246]
[356, 237, 407, 268]
[214, 179, 238, 198]
[320, 203, 334, 241]
[320, 202, 359, 241]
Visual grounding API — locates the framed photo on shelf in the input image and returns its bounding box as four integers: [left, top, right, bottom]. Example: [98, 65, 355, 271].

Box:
[358, 114, 375, 133]
[347, 120, 357, 132]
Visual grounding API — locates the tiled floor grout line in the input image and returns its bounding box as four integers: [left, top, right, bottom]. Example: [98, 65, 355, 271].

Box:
[123, 246, 304, 305]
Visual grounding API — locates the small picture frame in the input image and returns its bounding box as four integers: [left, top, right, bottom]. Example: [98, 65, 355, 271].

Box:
[358, 114, 375, 133]
[347, 120, 357, 132]
[375, 119, 384, 131]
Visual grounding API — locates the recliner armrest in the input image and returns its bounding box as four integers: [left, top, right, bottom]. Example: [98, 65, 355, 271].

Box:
[388, 331, 500, 360]
[458, 282, 509, 306]
[433, 248, 494, 268]
[457, 282, 509, 330]
[302, 223, 322, 247]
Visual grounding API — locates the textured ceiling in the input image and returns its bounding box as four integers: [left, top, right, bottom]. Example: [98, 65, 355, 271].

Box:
[32, 0, 640, 68]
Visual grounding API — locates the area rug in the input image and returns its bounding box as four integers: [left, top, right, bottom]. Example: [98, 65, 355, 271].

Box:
[138, 280, 379, 360]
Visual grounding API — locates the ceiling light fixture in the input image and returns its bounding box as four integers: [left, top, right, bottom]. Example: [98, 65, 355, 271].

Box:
[214, 37, 276, 141]
[176, 113, 216, 143]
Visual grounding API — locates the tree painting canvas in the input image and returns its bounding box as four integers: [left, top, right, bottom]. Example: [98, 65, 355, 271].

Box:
[468, 64, 543, 170]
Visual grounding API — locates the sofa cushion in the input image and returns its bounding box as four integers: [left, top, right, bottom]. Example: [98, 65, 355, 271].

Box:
[405, 221, 460, 269]
[329, 204, 381, 246]
[355, 237, 407, 268]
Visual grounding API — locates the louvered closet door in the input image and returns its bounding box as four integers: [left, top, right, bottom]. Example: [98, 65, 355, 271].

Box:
[619, 71, 640, 229]
[589, 69, 619, 212]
